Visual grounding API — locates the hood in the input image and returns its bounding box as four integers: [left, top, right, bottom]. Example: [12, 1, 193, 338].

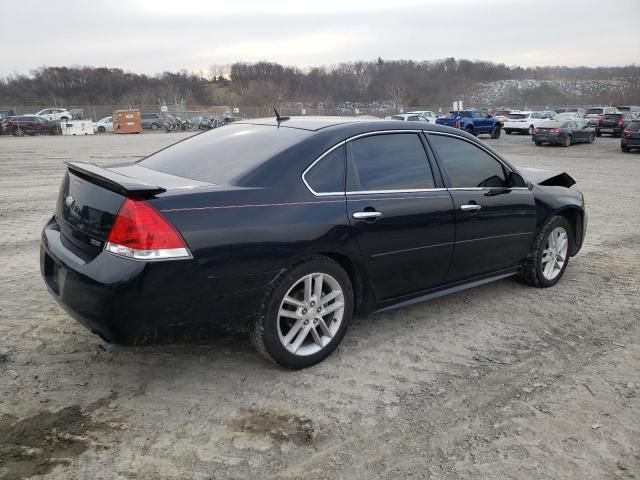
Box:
[518, 167, 576, 188]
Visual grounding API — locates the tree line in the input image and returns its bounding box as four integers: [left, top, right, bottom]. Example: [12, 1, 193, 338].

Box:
[1, 59, 638, 108]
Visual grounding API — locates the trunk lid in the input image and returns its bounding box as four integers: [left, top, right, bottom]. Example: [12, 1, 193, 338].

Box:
[56, 162, 211, 257]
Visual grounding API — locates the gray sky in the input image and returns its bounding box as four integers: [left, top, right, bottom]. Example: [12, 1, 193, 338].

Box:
[1, 0, 639, 77]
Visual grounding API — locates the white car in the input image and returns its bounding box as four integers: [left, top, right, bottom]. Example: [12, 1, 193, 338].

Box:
[31, 108, 72, 121]
[406, 110, 438, 123]
[93, 116, 113, 133]
[503, 111, 547, 135]
[390, 113, 430, 123]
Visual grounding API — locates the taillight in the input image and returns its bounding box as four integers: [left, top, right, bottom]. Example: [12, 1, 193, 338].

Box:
[618, 119, 624, 126]
[624, 130, 631, 137]
[105, 199, 190, 260]
[534, 127, 539, 133]
[550, 128, 561, 134]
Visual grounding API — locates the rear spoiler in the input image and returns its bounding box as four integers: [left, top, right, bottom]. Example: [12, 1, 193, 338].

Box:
[66, 161, 166, 197]
[518, 167, 576, 188]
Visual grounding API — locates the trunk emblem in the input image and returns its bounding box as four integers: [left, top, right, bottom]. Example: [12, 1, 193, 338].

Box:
[65, 195, 75, 207]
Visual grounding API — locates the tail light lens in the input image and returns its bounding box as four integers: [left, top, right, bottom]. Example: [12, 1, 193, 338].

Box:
[534, 127, 539, 133]
[618, 120, 624, 126]
[624, 130, 631, 137]
[550, 128, 561, 134]
[105, 199, 190, 260]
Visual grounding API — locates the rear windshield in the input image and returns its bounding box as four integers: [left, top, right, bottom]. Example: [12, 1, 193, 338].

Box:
[626, 121, 640, 131]
[494, 110, 509, 116]
[604, 113, 622, 119]
[587, 108, 603, 114]
[508, 114, 527, 119]
[139, 124, 310, 184]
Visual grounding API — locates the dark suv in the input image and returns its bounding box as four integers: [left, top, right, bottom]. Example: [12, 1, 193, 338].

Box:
[141, 113, 162, 130]
[621, 120, 640, 152]
[596, 112, 634, 137]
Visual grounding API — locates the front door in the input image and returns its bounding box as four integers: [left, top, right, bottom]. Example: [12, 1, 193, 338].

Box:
[427, 132, 537, 282]
[346, 132, 455, 301]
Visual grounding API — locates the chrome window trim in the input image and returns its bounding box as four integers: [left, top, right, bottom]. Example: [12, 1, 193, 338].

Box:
[424, 130, 514, 173]
[301, 140, 347, 197]
[346, 188, 447, 195]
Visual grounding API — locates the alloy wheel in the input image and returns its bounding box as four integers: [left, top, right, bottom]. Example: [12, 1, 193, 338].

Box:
[541, 227, 568, 281]
[277, 272, 344, 356]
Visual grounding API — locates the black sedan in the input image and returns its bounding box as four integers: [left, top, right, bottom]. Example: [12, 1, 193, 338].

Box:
[533, 120, 595, 146]
[40, 117, 587, 368]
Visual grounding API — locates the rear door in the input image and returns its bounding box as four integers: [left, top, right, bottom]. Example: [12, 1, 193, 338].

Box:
[346, 132, 455, 301]
[427, 132, 536, 281]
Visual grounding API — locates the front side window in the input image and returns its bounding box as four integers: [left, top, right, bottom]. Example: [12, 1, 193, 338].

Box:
[428, 134, 507, 188]
[304, 145, 345, 194]
[347, 133, 435, 192]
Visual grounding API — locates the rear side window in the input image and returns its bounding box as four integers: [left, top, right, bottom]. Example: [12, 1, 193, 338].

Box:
[627, 121, 640, 132]
[139, 124, 310, 184]
[347, 133, 435, 192]
[429, 134, 507, 188]
[304, 145, 345, 194]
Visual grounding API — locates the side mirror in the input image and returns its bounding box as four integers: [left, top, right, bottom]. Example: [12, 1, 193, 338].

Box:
[508, 172, 527, 188]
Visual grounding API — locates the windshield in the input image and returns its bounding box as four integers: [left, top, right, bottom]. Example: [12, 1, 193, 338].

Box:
[139, 124, 311, 184]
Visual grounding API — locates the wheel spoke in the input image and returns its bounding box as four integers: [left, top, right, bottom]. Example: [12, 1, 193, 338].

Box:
[544, 259, 555, 278]
[282, 318, 304, 345]
[279, 308, 301, 320]
[310, 327, 323, 347]
[304, 276, 312, 303]
[313, 273, 324, 300]
[320, 290, 341, 306]
[317, 318, 333, 338]
[284, 296, 305, 308]
[321, 301, 344, 317]
[290, 325, 311, 353]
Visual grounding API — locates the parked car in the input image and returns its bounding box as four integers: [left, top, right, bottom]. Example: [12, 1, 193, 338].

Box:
[503, 111, 547, 135]
[554, 108, 586, 116]
[93, 116, 113, 133]
[553, 112, 584, 121]
[596, 112, 635, 137]
[541, 110, 557, 119]
[621, 119, 640, 152]
[40, 117, 586, 368]
[3, 115, 59, 135]
[584, 107, 618, 126]
[141, 113, 162, 130]
[492, 109, 513, 123]
[390, 113, 430, 123]
[532, 120, 595, 146]
[31, 108, 72, 121]
[615, 105, 640, 118]
[436, 109, 502, 138]
[405, 110, 438, 123]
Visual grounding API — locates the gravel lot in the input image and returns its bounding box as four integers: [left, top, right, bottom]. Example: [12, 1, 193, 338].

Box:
[1, 130, 638, 480]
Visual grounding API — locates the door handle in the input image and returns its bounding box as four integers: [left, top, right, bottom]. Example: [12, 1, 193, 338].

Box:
[352, 211, 382, 219]
[460, 204, 481, 212]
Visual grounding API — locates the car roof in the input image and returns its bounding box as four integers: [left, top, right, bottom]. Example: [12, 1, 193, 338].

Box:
[237, 116, 387, 131]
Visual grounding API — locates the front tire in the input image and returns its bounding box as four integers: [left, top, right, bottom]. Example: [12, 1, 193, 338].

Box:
[520, 216, 572, 288]
[151, 123, 159, 130]
[98, 126, 106, 133]
[505, 129, 512, 135]
[490, 125, 501, 138]
[249, 257, 353, 369]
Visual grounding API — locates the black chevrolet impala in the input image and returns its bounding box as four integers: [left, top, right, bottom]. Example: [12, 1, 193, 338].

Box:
[40, 117, 587, 368]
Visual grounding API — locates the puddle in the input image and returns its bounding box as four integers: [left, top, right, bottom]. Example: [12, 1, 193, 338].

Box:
[228, 409, 315, 446]
[0, 394, 115, 479]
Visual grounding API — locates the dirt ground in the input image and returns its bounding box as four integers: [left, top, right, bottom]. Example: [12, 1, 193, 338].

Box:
[0, 130, 638, 480]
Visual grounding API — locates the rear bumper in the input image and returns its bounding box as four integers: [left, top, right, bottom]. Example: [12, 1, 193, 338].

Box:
[621, 138, 640, 148]
[532, 134, 566, 144]
[40, 217, 277, 345]
[597, 127, 623, 135]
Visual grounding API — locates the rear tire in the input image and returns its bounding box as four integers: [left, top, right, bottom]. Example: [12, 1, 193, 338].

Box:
[535, 141, 543, 146]
[528, 125, 534, 135]
[621, 146, 630, 152]
[98, 126, 106, 133]
[249, 256, 353, 369]
[464, 126, 475, 136]
[520, 215, 572, 288]
[587, 133, 594, 144]
[151, 123, 159, 130]
[563, 136, 571, 147]
[490, 125, 501, 139]
[595, 129, 601, 137]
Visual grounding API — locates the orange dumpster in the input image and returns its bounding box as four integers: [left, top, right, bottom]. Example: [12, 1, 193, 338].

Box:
[113, 109, 142, 134]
